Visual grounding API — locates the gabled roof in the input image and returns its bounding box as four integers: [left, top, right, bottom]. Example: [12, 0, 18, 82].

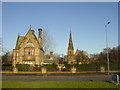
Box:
[75, 49, 80, 56]
[15, 35, 25, 49]
[15, 29, 41, 50]
[23, 29, 38, 43]
[75, 49, 84, 56]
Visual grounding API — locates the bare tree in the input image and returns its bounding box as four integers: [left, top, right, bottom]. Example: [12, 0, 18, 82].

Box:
[0, 36, 2, 70]
[2, 50, 12, 65]
[0, 36, 2, 55]
[42, 30, 55, 54]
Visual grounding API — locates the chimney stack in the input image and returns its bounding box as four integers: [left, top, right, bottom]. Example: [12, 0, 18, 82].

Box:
[38, 29, 42, 38]
[50, 51, 53, 60]
[38, 28, 42, 48]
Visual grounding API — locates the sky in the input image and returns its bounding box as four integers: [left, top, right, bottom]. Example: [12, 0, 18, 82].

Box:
[2, 2, 118, 55]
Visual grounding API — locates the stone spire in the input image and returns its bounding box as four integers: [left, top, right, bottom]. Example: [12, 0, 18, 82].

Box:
[67, 32, 75, 64]
[68, 32, 74, 50]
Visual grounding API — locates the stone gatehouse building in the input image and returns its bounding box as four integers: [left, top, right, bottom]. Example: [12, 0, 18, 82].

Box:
[13, 28, 45, 66]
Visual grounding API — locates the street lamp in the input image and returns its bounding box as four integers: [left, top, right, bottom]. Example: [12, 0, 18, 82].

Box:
[105, 21, 110, 75]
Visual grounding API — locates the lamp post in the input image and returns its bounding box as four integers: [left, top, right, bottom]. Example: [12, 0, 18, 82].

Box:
[105, 21, 110, 75]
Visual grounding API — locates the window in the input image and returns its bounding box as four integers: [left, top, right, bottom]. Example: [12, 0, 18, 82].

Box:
[24, 48, 34, 55]
[17, 53, 19, 56]
[28, 49, 31, 55]
[24, 43, 34, 55]
[25, 61, 33, 64]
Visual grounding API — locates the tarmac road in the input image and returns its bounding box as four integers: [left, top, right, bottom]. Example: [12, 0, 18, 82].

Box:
[2, 73, 112, 82]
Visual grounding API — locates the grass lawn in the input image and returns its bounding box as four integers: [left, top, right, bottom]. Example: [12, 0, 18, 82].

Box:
[2, 81, 120, 88]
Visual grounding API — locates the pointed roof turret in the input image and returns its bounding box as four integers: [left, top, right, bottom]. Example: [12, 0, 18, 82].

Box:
[68, 32, 74, 50]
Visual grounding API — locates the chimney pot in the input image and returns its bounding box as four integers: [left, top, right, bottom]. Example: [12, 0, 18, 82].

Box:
[38, 28, 42, 31]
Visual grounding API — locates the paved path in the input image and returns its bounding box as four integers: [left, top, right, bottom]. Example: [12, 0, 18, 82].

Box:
[2, 73, 112, 82]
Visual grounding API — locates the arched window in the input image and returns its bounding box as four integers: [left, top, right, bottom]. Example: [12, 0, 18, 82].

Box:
[24, 43, 34, 55]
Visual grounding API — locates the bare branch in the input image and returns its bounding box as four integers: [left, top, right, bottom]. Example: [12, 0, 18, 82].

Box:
[42, 30, 55, 54]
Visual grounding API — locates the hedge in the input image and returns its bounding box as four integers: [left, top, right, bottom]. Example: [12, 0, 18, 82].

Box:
[2, 61, 119, 71]
[64, 64, 98, 71]
[2, 66, 13, 71]
[64, 61, 119, 71]
[16, 64, 41, 71]
[43, 63, 57, 71]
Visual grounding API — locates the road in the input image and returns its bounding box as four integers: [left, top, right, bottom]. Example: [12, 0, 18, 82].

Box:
[2, 73, 112, 82]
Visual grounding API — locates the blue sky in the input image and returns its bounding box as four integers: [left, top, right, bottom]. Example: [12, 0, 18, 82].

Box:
[2, 2, 118, 55]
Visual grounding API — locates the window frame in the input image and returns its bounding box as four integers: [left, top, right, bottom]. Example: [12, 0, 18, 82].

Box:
[24, 48, 34, 56]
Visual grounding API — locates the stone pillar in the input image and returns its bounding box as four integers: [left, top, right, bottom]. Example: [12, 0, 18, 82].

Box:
[41, 67, 47, 74]
[58, 65, 62, 71]
[71, 66, 77, 73]
[100, 66, 105, 72]
[13, 66, 18, 73]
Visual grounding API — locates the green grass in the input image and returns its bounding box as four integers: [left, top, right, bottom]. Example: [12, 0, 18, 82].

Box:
[2, 81, 120, 88]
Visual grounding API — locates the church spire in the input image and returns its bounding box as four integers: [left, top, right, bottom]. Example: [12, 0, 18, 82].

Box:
[67, 31, 75, 64]
[68, 32, 74, 50]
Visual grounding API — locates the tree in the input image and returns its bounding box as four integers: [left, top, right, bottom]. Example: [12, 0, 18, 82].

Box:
[2, 51, 12, 65]
[118, 45, 120, 62]
[42, 30, 55, 54]
[75, 50, 90, 64]
[0, 36, 2, 68]
[96, 46, 119, 63]
[0, 37, 2, 52]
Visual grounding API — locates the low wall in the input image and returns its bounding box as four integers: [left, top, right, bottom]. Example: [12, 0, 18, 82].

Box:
[1, 70, 120, 74]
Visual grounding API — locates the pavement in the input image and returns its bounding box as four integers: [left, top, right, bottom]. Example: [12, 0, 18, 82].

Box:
[2, 73, 112, 82]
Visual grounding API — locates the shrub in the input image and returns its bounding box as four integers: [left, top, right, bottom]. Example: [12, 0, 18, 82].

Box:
[33, 66, 41, 71]
[16, 64, 30, 71]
